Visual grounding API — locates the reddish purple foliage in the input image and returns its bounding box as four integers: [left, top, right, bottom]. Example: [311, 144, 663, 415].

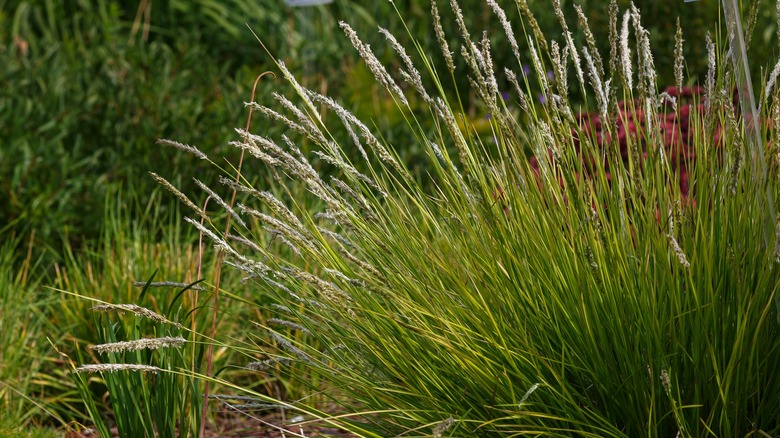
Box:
[529, 86, 715, 198]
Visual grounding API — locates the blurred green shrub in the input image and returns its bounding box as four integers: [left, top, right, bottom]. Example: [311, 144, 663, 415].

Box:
[0, 1, 247, 249]
[0, 0, 775, 253]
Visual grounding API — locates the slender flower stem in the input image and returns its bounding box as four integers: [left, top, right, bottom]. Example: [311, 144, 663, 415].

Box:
[199, 71, 275, 437]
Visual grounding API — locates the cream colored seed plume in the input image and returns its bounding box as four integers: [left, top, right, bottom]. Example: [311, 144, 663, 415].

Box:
[631, 5, 657, 99]
[157, 139, 207, 160]
[449, 0, 471, 48]
[519, 383, 540, 408]
[660, 369, 671, 394]
[246, 357, 293, 371]
[513, 0, 548, 54]
[575, 4, 603, 77]
[620, 11, 633, 90]
[551, 41, 569, 99]
[339, 21, 408, 107]
[316, 226, 353, 248]
[193, 178, 247, 229]
[553, 0, 584, 89]
[705, 33, 716, 113]
[487, 0, 521, 65]
[74, 364, 162, 374]
[765, 59, 780, 104]
[674, 18, 684, 94]
[480, 32, 499, 104]
[245, 102, 308, 138]
[291, 268, 350, 303]
[434, 98, 471, 170]
[268, 318, 311, 335]
[304, 91, 408, 180]
[528, 39, 548, 97]
[90, 336, 186, 355]
[328, 176, 372, 215]
[608, 0, 618, 76]
[667, 234, 690, 269]
[270, 332, 311, 362]
[431, 1, 455, 72]
[433, 417, 455, 438]
[379, 27, 431, 104]
[312, 147, 385, 196]
[91, 303, 183, 329]
[276, 61, 321, 123]
[583, 47, 607, 121]
[306, 90, 372, 161]
[659, 91, 677, 112]
[184, 216, 240, 258]
[273, 92, 327, 146]
[149, 172, 205, 220]
[504, 68, 529, 112]
[238, 204, 318, 253]
[227, 233, 262, 252]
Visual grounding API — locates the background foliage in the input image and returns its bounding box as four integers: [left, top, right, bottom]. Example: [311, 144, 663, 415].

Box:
[3, 0, 774, 251]
[2, 0, 780, 434]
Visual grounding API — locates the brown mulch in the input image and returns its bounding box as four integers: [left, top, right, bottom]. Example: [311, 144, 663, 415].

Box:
[65, 409, 357, 437]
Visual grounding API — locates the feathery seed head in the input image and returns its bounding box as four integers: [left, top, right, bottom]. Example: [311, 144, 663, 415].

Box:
[431, 1, 455, 72]
[583, 47, 607, 121]
[91, 303, 183, 328]
[551, 41, 569, 99]
[513, 0, 548, 54]
[270, 331, 312, 362]
[246, 357, 293, 371]
[157, 139, 207, 160]
[505, 68, 530, 112]
[487, 0, 521, 66]
[193, 178, 247, 229]
[90, 336, 186, 355]
[339, 21, 409, 107]
[766, 59, 780, 104]
[74, 364, 162, 374]
[149, 172, 206, 220]
[553, 0, 584, 89]
[575, 4, 603, 78]
[379, 27, 432, 104]
[449, 0, 471, 46]
[660, 369, 671, 394]
[268, 318, 311, 335]
[705, 33, 716, 114]
[667, 234, 690, 269]
[620, 11, 633, 90]
[433, 417, 455, 438]
[608, 0, 619, 76]
[132, 281, 205, 291]
[674, 18, 685, 93]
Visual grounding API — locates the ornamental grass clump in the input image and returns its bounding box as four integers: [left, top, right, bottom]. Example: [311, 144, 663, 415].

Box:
[68, 275, 203, 438]
[159, 1, 780, 436]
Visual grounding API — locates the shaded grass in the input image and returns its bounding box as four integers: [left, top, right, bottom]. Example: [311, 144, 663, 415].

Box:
[42, 185, 329, 433]
[0, 234, 66, 431]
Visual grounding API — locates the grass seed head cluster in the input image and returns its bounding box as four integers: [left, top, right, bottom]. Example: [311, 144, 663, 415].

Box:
[150, 1, 780, 436]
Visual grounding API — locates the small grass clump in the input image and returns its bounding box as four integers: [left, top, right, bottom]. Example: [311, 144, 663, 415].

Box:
[0, 235, 65, 432]
[106, 1, 780, 436]
[66, 276, 203, 438]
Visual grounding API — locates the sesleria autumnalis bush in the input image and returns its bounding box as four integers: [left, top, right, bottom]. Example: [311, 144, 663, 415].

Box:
[144, 0, 780, 436]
